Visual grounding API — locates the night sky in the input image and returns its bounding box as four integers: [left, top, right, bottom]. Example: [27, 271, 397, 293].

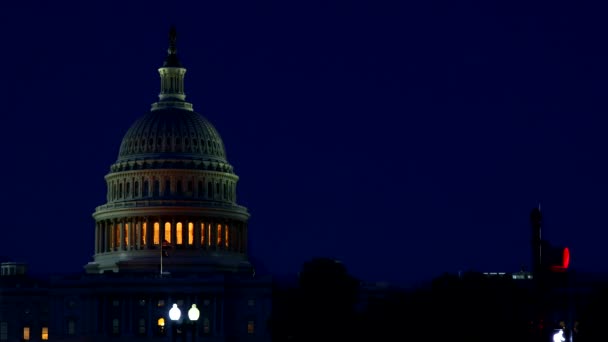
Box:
[0, 0, 607, 287]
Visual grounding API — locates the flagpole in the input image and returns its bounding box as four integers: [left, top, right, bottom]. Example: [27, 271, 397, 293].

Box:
[160, 240, 163, 277]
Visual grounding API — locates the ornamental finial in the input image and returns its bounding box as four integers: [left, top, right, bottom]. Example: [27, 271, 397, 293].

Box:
[168, 25, 177, 55]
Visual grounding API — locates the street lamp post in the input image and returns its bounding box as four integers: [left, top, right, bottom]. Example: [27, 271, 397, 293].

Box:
[169, 304, 181, 342]
[188, 304, 200, 342]
[169, 303, 199, 342]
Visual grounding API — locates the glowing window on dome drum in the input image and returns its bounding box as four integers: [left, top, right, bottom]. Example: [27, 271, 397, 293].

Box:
[217, 224, 222, 246]
[176, 222, 183, 245]
[153, 223, 160, 245]
[142, 223, 147, 246]
[164, 222, 171, 243]
[225, 225, 229, 247]
[207, 223, 211, 246]
[188, 223, 194, 245]
[114, 225, 119, 249]
[124, 223, 129, 247]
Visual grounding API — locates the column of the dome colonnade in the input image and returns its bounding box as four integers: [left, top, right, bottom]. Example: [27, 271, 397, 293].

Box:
[194, 219, 202, 249]
[211, 221, 218, 250]
[110, 219, 115, 251]
[94, 222, 99, 254]
[135, 220, 141, 250]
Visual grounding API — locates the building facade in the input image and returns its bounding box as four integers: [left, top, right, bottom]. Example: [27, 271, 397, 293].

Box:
[0, 27, 271, 342]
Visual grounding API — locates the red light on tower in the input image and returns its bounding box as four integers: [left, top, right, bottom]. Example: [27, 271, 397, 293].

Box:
[549, 247, 570, 272]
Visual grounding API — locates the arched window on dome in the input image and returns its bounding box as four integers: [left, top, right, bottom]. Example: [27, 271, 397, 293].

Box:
[216, 183, 220, 197]
[198, 181, 204, 198]
[164, 222, 171, 244]
[126, 182, 131, 198]
[153, 222, 160, 245]
[188, 222, 194, 245]
[134, 181, 139, 197]
[187, 181, 193, 194]
[207, 182, 213, 199]
[143, 180, 149, 197]
[176, 222, 183, 245]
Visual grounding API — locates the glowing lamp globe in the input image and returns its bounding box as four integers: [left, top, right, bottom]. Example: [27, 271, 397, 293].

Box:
[169, 304, 181, 321]
[188, 304, 200, 321]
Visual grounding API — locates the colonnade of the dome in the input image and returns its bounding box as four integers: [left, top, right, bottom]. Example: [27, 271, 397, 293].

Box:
[94, 217, 247, 255]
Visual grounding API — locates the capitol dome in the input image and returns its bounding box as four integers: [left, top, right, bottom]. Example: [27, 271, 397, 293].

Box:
[85, 27, 250, 275]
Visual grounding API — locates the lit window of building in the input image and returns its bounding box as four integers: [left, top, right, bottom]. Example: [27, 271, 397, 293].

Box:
[124, 223, 129, 246]
[217, 224, 222, 245]
[154, 222, 160, 245]
[247, 320, 255, 334]
[200, 222, 206, 245]
[157, 317, 165, 335]
[0, 321, 7, 341]
[176, 222, 183, 244]
[225, 225, 229, 247]
[23, 327, 30, 341]
[142, 222, 147, 246]
[157, 299, 165, 307]
[188, 222, 194, 245]
[41, 327, 48, 340]
[164, 222, 171, 243]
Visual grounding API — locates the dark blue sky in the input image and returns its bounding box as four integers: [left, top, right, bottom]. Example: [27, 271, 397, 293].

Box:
[0, 0, 606, 286]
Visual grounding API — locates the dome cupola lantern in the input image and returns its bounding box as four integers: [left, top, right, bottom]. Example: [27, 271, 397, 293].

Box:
[153, 25, 192, 111]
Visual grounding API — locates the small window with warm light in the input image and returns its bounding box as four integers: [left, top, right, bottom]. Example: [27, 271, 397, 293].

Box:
[157, 299, 165, 307]
[23, 327, 30, 341]
[247, 320, 255, 334]
[41, 327, 48, 340]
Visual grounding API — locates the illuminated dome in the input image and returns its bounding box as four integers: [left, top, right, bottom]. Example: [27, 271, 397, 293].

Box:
[85, 27, 250, 275]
